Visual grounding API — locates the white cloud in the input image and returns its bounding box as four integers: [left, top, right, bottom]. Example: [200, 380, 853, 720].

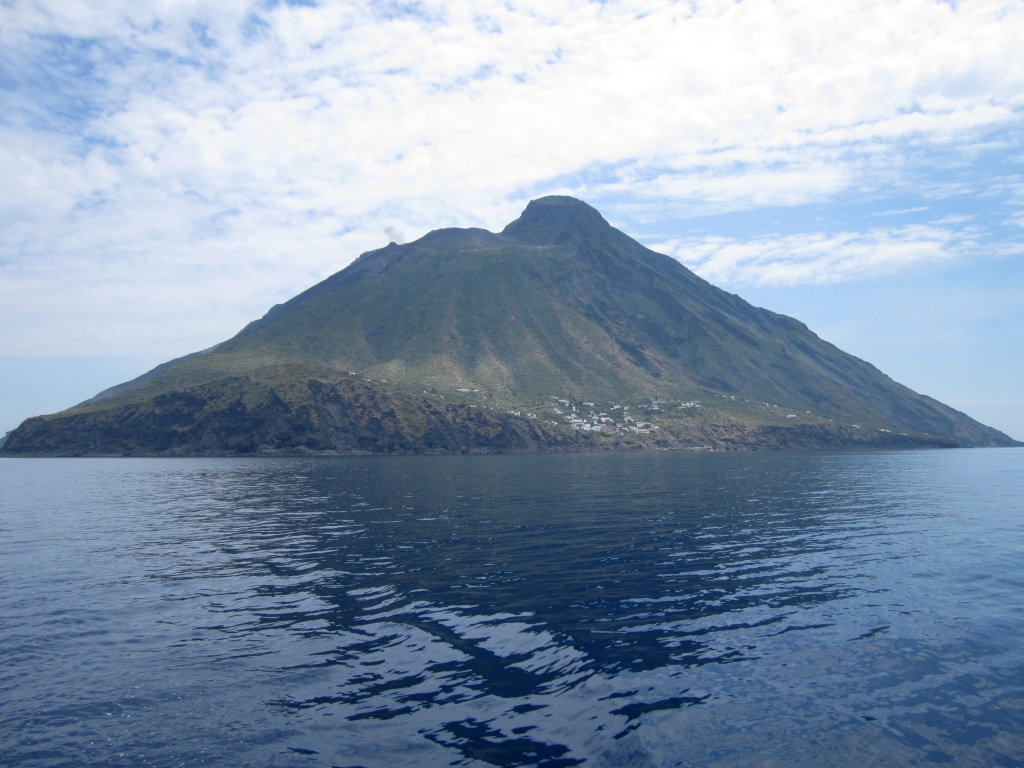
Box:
[1, 0, 1023, 356]
[661, 224, 968, 287]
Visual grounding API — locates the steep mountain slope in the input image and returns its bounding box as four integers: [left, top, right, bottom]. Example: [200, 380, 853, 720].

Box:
[3, 196, 1016, 456]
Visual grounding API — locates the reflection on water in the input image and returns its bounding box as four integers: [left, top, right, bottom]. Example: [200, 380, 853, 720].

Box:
[1, 450, 1023, 767]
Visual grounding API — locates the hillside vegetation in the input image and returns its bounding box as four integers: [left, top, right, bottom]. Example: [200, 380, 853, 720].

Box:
[3, 196, 1016, 456]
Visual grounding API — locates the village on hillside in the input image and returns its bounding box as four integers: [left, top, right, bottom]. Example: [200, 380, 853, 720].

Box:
[509, 396, 703, 438]
[423, 382, 908, 445]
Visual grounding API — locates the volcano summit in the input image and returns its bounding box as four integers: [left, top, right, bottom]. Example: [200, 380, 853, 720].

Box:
[3, 196, 1016, 456]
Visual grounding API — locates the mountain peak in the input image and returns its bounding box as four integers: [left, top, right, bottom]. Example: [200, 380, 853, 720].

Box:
[3, 195, 1017, 457]
[501, 196, 611, 243]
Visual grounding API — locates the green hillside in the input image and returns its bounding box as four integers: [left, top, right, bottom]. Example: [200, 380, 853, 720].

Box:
[3, 196, 1016, 456]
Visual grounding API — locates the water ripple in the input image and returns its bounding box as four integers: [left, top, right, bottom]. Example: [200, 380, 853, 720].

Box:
[2, 450, 1023, 766]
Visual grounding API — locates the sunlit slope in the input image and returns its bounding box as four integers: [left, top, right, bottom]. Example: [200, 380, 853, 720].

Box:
[3, 196, 1016, 455]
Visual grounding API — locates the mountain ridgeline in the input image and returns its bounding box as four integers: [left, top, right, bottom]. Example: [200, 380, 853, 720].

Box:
[3, 196, 1016, 456]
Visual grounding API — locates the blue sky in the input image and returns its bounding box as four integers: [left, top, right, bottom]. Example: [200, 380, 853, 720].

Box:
[2, 0, 1022, 440]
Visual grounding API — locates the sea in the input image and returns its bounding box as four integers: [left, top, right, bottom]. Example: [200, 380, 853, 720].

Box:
[1, 448, 1022, 768]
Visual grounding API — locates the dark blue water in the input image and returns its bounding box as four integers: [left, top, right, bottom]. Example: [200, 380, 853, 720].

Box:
[1, 449, 1023, 767]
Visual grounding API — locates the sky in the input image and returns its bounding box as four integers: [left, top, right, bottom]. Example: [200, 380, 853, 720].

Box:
[1, 0, 1022, 441]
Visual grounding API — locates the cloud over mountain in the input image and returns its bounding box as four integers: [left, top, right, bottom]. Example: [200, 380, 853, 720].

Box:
[2, 0, 1023, 439]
